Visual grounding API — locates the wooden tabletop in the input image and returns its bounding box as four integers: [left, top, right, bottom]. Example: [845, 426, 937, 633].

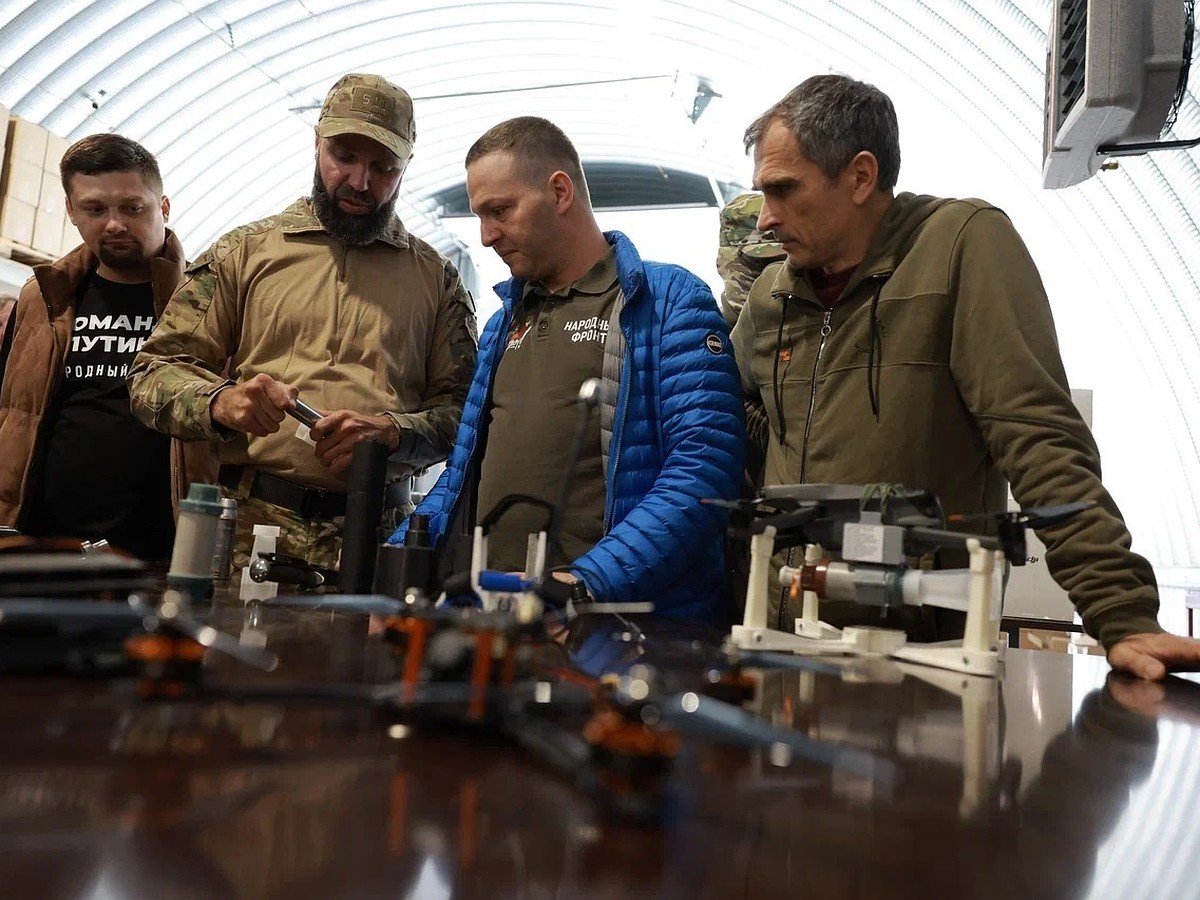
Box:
[1, 601, 1198, 900]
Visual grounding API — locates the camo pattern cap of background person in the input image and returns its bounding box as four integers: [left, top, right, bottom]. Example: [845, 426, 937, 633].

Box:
[716, 191, 785, 327]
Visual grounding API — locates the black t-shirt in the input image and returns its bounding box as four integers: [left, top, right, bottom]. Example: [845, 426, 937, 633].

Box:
[475, 248, 619, 571]
[24, 273, 175, 561]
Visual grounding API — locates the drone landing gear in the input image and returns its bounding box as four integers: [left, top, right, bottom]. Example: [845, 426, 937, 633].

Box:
[729, 528, 1007, 678]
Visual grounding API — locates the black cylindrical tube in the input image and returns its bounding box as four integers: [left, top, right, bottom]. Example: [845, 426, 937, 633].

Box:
[374, 513, 434, 598]
[340, 439, 389, 593]
[405, 512, 431, 548]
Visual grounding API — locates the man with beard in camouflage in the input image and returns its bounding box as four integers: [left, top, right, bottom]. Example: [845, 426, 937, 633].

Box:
[129, 73, 478, 571]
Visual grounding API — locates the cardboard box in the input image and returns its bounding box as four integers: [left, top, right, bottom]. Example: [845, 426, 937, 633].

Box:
[2, 157, 42, 206]
[1018, 627, 1104, 657]
[43, 133, 68, 172]
[37, 170, 64, 217]
[7, 118, 47, 167]
[0, 197, 36, 246]
[32, 209, 64, 255]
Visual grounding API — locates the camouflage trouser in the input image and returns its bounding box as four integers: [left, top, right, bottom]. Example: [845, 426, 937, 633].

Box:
[226, 494, 344, 574]
[224, 493, 415, 577]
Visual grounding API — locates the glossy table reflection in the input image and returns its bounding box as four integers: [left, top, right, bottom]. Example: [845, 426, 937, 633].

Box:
[1, 602, 1199, 900]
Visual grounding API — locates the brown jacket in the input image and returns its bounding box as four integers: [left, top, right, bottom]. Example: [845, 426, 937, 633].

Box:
[0, 230, 218, 528]
[730, 193, 1160, 649]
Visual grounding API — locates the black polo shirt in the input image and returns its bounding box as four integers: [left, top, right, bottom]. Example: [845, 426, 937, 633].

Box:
[476, 247, 620, 571]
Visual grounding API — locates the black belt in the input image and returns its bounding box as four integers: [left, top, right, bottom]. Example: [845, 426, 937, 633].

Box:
[219, 466, 347, 519]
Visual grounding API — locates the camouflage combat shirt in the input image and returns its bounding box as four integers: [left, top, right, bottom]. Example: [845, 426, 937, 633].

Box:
[127, 198, 478, 492]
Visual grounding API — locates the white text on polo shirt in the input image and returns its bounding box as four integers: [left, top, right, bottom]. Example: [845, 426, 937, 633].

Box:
[564, 316, 609, 344]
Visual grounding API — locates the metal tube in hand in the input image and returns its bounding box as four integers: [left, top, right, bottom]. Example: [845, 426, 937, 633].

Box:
[339, 439, 389, 593]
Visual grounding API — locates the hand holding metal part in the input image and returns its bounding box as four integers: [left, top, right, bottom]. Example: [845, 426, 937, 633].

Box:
[211, 373, 299, 437]
[287, 397, 324, 428]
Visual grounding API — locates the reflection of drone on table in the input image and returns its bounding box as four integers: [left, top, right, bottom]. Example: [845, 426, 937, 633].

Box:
[6, 389, 1061, 819]
[0, 580, 895, 820]
[723, 484, 1092, 677]
[747, 655, 1014, 820]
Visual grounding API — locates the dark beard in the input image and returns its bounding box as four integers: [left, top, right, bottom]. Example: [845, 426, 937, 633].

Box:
[96, 241, 148, 272]
[311, 166, 397, 246]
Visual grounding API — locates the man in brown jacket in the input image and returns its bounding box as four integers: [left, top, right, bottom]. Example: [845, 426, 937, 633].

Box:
[731, 74, 1200, 680]
[128, 73, 478, 569]
[0, 134, 215, 561]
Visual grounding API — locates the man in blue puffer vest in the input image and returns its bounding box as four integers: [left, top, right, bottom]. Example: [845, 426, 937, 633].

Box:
[387, 116, 744, 622]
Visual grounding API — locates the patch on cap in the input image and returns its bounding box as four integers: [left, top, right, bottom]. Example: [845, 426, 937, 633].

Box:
[317, 73, 416, 160]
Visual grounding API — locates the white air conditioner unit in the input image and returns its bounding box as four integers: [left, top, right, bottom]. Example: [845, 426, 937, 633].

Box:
[1042, 0, 1189, 189]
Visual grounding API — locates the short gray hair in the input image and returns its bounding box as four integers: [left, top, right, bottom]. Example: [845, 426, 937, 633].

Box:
[744, 75, 900, 190]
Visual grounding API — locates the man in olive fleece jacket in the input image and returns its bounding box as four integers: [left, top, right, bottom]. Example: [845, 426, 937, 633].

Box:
[730, 74, 1200, 681]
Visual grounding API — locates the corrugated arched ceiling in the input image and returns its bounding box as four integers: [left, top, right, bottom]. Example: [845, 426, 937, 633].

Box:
[1, 0, 1198, 583]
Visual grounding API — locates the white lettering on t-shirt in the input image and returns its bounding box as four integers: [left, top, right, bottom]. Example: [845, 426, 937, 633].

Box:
[65, 296, 159, 380]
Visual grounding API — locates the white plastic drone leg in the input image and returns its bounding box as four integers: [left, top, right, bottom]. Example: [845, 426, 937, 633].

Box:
[738, 525, 776, 631]
[732, 526, 843, 652]
[890, 539, 1006, 677]
[470, 527, 550, 616]
[732, 531, 863, 655]
[963, 540, 1004, 654]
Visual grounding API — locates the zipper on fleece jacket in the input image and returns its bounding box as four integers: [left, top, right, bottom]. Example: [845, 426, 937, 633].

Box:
[798, 308, 833, 483]
[778, 306, 832, 629]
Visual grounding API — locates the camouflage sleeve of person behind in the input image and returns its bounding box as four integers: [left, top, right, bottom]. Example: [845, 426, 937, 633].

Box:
[383, 261, 479, 469]
[128, 244, 240, 442]
[716, 192, 786, 329]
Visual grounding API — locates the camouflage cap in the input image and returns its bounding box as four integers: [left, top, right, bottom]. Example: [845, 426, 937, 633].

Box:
[716, 191, 785, 325]
[317, 73, 416, 161]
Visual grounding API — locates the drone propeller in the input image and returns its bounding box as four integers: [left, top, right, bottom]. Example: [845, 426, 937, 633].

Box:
[607, 663, 896, 782]
[948, 500, 1096, 529]
[701, 497, 765, 513]
[943, 500, 1096, 565]
[260, 594, 409, 617]
[0, 596, 279, 675]
[133, 593, 279, 672]
[652, 689, 896, 782]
